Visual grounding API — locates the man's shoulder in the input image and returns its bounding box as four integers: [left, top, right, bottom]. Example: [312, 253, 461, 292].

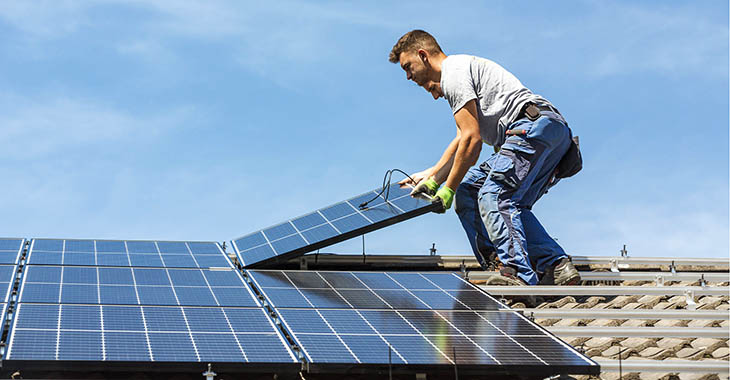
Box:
[443, 54, 499, 72]
[443, 54, 474, 67]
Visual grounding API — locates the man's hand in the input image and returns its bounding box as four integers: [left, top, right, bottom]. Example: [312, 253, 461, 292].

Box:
[433, 186, 455, 214]
[398, 168, 431, 188]
[410, 177, 439, 198]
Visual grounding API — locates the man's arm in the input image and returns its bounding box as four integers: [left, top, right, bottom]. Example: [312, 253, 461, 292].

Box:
[398, 130, 459, 188]
[442, 99, 482, 191]
[429, 129, 460, 182]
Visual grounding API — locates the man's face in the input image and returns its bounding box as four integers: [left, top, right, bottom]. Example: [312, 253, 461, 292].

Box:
[399, 50, 443, 100]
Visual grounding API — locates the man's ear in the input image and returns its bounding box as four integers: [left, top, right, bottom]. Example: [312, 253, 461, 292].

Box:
[418, 49, 428, 63]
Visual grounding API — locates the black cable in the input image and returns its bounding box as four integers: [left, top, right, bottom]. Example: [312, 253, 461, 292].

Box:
[358, 169, 418, 209]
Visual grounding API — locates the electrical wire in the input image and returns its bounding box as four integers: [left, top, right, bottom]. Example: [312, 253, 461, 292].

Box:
[358, 169, 417, 209]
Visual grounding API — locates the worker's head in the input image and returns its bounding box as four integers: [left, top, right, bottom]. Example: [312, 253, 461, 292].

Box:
[389, 30, 446, 100]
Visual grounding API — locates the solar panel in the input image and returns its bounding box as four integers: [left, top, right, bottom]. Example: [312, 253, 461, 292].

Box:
[248, 270, 598, 376]
[0, 264, 17, 303]
[232, 183, 439, 267]
[19, 265, 259, 307]
[27, 239, 232, 268]
[6, 303, 297, 364]
[0, 238, 24, 264]
[6, 237, 299, 368]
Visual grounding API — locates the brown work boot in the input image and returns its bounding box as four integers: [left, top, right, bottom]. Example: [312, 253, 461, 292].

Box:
[539, 257, 581, 286]
[484, 266, 528, 286]
[483, 266, 538, 307]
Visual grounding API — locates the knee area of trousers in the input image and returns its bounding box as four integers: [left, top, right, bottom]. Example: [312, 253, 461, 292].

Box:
[454, 184, 472, 214]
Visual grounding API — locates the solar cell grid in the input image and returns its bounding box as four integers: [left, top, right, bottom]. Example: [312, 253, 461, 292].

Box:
[28, 239, 231, 269]
[0, 238, 24, 264]
[0, 265, 17, 303]
[19, 266, 259, 307]
[6, 303, 297, 363]
[250, 270, 596, 372]
[233, 183, 439, 267]
[248, 270, 504, 311]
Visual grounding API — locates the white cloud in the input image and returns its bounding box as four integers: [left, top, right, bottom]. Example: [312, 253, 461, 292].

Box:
[0, 93, 196, 159]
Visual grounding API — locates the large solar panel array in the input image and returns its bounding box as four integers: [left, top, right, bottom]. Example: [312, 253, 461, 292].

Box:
[4, 239, 298, 366]
[248, 270, 597, 374]
[27, 239, 232, 268]
[233, 183, 439, 267]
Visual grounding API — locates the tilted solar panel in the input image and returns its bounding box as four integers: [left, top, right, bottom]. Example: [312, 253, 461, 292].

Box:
[248, 270, 599, 377]
[27, 239, 232, 268]
[232, 183, 439, 267]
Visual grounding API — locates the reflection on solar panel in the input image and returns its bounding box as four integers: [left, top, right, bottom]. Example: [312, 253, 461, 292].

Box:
[27, 239, 232, 268]
[5, 238, 298, 368]
[249, 270, 598, 376]
[0, 238, 24, 264]
[232, 183, 439, 267]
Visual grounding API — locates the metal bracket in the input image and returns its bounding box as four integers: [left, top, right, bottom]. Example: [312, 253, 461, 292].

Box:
[654, 274, 665, 287]
[610, 259, 620, 273]
[699, 274, 707, 287]
[430, 243, 437, 256]
[620, 244, 628, 257]
[299, 257, 308, 270]
[670, 260, 677, 274]
[202, 363, 217, 380]
[684, 289, 697, 310]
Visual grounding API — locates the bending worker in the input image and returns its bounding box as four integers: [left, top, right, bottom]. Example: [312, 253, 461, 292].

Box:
[391, 30, 580, 286]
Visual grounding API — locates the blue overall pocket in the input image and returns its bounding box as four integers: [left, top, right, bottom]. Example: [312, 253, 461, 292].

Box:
[485, 147, 533, 193]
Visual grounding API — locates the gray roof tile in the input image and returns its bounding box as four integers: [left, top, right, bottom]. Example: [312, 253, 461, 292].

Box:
[602, 345, 634, 359]
[621, 337, 656, 351]
[639, 346, 674, 360]
[675, 347, 705, 360]
[710, 347, 728, 359]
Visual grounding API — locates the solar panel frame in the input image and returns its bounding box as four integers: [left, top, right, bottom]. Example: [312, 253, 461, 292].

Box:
[27, 239, 233, 269]
[248, 270, 599, 377]
[232, 183, 440, 268]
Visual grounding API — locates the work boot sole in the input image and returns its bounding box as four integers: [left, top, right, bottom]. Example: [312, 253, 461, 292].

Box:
[556, 273, 581, 286]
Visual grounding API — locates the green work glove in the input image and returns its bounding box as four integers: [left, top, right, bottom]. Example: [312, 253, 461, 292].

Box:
[433, 186, 455, 214]
[410, 177, 440, 197]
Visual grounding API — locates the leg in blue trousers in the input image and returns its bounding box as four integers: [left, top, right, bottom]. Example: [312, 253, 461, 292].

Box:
[477, 112, 571, 285]
[455, 166, 495, 269]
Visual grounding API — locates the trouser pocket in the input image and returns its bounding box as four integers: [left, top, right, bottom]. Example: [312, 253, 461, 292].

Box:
[486, 148, 532, 193]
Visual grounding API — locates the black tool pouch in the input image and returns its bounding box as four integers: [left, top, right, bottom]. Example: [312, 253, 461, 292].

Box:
[555, 134, 583, 179]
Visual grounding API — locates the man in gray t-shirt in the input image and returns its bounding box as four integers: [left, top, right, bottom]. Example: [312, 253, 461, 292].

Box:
[389, 30, 580, 286]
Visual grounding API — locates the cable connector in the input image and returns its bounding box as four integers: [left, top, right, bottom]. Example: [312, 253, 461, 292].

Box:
[359, 169, 417, 210]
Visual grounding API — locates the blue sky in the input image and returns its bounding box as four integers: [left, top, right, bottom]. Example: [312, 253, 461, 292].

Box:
[0, 1, 727, 258]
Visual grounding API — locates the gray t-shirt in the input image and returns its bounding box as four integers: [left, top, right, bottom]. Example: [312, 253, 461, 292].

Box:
[440, 54, 551, 147]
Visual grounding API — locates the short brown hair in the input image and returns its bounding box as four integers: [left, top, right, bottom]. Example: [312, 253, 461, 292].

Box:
[388, 29, 443, 63]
